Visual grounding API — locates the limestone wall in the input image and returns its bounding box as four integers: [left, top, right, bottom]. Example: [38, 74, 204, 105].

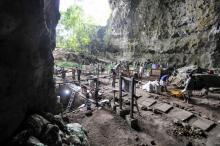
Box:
[108, 0, 220, 68]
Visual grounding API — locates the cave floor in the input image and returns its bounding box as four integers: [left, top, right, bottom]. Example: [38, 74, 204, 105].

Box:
[62, 73, 220, 146]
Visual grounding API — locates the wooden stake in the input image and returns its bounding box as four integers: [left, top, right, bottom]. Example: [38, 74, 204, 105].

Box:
[130, 77, 134, 118]
[119, 75, 122, 110]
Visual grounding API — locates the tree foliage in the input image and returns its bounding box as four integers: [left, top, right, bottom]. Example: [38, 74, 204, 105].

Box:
[56, 6, 96, 53]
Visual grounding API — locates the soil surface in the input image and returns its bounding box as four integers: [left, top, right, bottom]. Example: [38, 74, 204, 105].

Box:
[61, 72, 220, 146]
[67, 109, 155, 146]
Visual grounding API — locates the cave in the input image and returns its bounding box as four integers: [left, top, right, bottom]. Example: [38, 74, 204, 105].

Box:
[0, 0, 59, 144]
[0, 0, 220, 146]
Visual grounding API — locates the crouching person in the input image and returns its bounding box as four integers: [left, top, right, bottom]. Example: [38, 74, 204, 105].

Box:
[159, 74, 169, 92]
[182, 73, 193, 103]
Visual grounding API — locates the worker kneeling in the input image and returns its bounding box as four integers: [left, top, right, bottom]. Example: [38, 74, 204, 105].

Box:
[160, 74, 169, 92]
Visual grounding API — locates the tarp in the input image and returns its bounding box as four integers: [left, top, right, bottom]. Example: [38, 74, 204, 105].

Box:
[142, 80, 160, 93]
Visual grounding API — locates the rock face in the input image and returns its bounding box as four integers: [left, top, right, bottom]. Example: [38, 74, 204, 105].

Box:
[0, 0, 60, 143]
[108, 0, 220, 68]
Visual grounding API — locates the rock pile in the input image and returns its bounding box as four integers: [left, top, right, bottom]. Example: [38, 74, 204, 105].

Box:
[11, 113, 89, 146]
[173, 120, 206, 138]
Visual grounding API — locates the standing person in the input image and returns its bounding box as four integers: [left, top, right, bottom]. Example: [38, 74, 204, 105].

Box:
[85, 92, 91, 110]
[172, 64, 178, 76]
[136, 61, 140, 71]
[111, 69, 117, 88]
[181, 73, 193, 103]
[72, 67, 75, 80]
[93, 88, 100, 107]
[61, 67, 66, 80]
[159, 74, 169, 92]
[144, 61, 147, 70]
[138, 64, 144, 81]
[76, 67, 81, 84]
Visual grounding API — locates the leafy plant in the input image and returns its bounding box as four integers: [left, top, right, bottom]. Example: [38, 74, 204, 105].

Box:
[56, 6, 96, 53]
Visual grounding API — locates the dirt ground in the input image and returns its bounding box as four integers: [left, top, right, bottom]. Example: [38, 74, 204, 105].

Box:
[61, 72, 220, 146]
[67, 109, 156, 146]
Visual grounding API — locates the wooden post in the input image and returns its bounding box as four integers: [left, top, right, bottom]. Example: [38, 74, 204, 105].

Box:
[95, 78, 98, 90]
[96, 65, 99, 89]
[119, 75, 122, 110]
[113, 90, 115, 105]
[130, 77, 134, 119]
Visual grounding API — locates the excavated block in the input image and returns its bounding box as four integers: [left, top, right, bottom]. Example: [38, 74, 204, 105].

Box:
[168, 108, 194, 121]
[192, 118, 215, 131]
[139, 98, 157, 107]
[154, 103, 173, 113]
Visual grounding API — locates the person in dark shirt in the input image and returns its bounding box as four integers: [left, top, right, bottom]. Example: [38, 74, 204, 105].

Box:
[76, 67, 81, 84]
[159, 74, 169, 92]
[111, 69, 117, 88]
[93, 88, 100, 107]
[85, 92, 91, 110]
[61, 67, 66, 79]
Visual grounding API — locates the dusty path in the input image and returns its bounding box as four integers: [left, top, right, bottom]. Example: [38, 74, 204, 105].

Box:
[67, 109, 157, 146]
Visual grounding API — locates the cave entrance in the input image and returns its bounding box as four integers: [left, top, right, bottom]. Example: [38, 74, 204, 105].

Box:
[55, 0, 112, 69]
[54, 0, 112, 111]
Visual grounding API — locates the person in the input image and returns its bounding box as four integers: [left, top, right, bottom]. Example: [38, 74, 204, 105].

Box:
[109, 62, 114, 74]
[111, 69, 117, 88]
[125, 61, 130, 77]
[138, 64, 144, 80]
[159, 74, 169, 92]
[181, 73, 193, 103]
[144, 61, 149, 71]
[172, 64, 178, 76]
[76, 67, 81, 84]
[101, 64, 105, 73]
[61, 67, 66, 79]
[133, 72, 138, 80]
[93, 88, 100, 107]
[85, 92, 91, 110]
[81, 85, 87, 95]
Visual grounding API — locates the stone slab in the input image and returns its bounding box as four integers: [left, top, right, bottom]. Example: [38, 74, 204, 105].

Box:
[139, 98, 156, 107]
[192, 118, 215, 131]
[168, 108, 194, 121]
[154, 103, 173, 113]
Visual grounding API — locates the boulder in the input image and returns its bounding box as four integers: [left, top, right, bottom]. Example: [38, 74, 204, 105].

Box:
[27, 136, 45, 146]
[66, 123, 89, 146]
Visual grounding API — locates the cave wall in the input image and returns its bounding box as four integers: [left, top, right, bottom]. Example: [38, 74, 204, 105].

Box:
[108, 0, 220, 68]
[0, 0, 60, 143]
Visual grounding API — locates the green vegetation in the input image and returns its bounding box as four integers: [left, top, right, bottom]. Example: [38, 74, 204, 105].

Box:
[55, 60, 78, 68]
[56, 5, 96, 53]
[55, 60, 85, 69]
